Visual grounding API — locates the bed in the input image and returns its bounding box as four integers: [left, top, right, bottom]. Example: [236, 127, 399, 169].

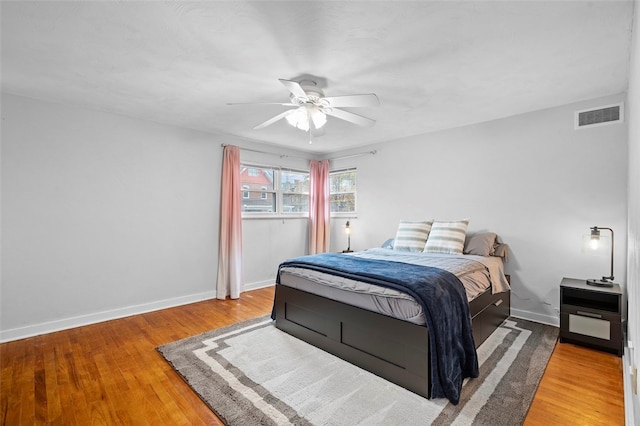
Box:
[271, 225, 511, 405]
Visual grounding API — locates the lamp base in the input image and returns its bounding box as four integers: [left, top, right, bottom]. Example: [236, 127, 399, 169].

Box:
[586, 278, 614, 287]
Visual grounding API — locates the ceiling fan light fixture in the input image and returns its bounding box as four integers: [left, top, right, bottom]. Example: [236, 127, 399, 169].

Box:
[285, 107, 309, 131]
[285, 105, 326, 132]
[310, 108, 327, 129]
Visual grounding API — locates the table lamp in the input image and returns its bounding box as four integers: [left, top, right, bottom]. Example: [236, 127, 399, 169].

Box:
[586, 226, 614, 287]
[342, 220, 352, 253]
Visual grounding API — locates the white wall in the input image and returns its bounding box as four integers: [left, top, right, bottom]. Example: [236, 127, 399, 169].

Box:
[0, 94, 222, 340]
[624, 0, 639, 422]
[329, 93, 628, 325]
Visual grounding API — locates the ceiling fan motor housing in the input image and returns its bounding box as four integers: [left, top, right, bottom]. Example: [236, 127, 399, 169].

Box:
[291, 80, 325, 105]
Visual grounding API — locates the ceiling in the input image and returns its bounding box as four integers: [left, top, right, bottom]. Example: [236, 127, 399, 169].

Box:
[1, 1, 635, 153]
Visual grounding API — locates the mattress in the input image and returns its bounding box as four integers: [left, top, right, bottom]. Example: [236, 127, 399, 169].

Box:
[278, 248, 510, 326]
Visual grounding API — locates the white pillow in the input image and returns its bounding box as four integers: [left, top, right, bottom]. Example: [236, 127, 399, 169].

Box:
[424, 219, 470, 254]
[393, 220, 433, 252]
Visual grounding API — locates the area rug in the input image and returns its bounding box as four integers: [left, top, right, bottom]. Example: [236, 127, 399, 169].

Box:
[158, 316, 558, 426]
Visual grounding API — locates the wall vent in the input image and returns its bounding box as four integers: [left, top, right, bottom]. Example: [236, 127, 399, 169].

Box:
[575, 103, 624, 129]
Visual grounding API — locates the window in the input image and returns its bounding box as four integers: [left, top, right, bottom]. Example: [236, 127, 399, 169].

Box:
[330, 169, 357, 214]
[281, 170, 309, 213]
[241, 164, 309, 216]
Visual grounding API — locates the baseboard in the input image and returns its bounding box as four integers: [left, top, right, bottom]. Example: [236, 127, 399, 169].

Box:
[244, 279, 275, 292]
[510, 307, 559, 327]
[624, 344, 639, 426]
[0, 290, 217, 343]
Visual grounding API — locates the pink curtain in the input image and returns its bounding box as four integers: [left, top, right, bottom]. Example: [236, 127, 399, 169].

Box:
[217, 145, 243, 299]
[309, 160, 330, 254]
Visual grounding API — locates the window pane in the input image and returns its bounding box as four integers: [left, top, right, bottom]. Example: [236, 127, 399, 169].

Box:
[330, 193, 355, 213]
[330, 169, 356, 213]
[330, 170, 356, 193]
[280, 170, 309, 193]
[241, 166, 275, 213]
[283, 193, 309, 213]
[242, 192, 276, 213]
[241, 166, 274, 190]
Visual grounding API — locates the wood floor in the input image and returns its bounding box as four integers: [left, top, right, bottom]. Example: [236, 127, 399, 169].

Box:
[1, 286, 624, 425]
[524, 339, 624, 425]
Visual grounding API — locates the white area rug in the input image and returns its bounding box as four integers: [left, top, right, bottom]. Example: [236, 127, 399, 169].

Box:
[158, 316, 557, 426]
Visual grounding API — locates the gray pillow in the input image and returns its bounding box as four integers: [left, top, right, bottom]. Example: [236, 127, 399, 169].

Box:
[463, 232, 497, 256]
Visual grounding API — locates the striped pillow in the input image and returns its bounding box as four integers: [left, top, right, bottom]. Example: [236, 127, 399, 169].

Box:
[424, 219, 470, 254]
[393, 220, 433, 252]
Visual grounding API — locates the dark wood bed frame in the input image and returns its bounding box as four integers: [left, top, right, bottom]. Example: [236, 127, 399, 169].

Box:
[273, 280, 510, 399]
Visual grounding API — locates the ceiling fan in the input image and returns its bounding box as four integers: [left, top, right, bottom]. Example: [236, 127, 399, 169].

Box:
[229, 79, 380, 133]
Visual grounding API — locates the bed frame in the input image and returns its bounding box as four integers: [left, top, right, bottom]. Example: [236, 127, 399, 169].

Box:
[273, 280, 510, 399]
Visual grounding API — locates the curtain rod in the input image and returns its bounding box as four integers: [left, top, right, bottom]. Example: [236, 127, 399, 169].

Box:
[221, 144, 377, 162]
[327, 150, 377, 161]
[221, 144, 308, 161]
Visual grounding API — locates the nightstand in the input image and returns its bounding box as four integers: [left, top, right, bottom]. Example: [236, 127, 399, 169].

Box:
[559, 277, 623, 356]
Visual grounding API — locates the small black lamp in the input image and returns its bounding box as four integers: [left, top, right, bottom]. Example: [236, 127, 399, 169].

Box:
[586, 226, 614, 287]
[342, 220, 353, 253]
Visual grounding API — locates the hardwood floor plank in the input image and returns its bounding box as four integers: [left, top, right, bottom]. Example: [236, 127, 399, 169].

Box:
[44, 345, 64, 424]
[33, 343, 48, 423]
[0, 286, 625, 425]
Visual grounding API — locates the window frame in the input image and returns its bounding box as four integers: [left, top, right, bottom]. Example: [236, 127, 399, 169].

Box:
[240, 163, 310, 219]
[329, 168, 357, 218]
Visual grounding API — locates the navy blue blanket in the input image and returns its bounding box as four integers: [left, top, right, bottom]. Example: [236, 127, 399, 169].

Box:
[274, 253, 479, 404]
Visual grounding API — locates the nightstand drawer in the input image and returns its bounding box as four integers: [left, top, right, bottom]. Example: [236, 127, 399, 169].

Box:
[569, 313, 611, 339]
[560, 311, 622, 352]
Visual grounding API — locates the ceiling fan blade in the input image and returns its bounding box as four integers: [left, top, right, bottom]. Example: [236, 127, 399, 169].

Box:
[279, 79, 309, 101]
[324, 108, 376, 127]
[227, 102, 297, 106]
[253, 109, 297, 130]
[323, 94, 380, 108]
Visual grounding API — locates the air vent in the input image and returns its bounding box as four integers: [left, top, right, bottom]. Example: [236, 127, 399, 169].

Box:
[575, 103, 624, 129]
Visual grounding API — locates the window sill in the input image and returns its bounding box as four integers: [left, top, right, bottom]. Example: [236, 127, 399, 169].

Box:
[331, 212, 358, 219]
[242, 215, 309, 220]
